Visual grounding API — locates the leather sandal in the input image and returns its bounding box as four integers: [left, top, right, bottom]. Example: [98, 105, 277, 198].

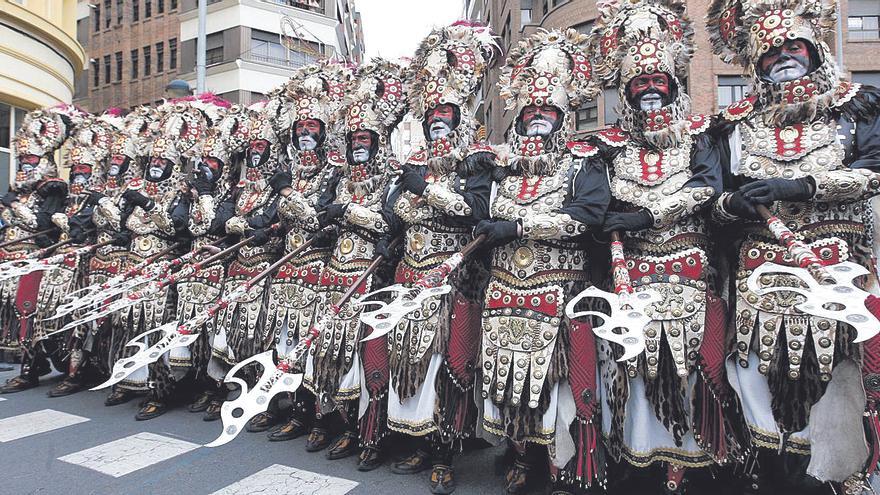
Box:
[188, 390, 215, 413]
[246, 411, 277, 432]
[391, 449, 431, 475]
[135, 400, 167, 421]
[325, 431, 359, 460]
[505, 460, 530, 494]
[357, 446, 383, 472]
[0, 375, 38, 394]
[267, 417, 308, 442]
[305, 427, 331, 452]
[430, 464, 456, 494]
[104, 388, 135, 406]
[203, 400, 222, 422]
[47, 379, 84, 398]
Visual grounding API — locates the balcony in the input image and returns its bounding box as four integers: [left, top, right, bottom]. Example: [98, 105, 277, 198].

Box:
[242, 40, 318, 69]
[260, 0, 325, 15]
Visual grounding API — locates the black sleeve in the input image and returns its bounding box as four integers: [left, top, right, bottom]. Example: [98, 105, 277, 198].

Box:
[444, 153, 493, 228]
[382, 178, 406, 239]
[850, 113, 880, 172]
[170, 194, 191, 234]
[35, 191, 67, 235]
[210, 194, 237, 235]
[245, 195, 281, 230]
[685, 133, 724, 204]
[68, 204, 96, 241]
[315, 168, 342, 212]
[560, 156, 611, 229]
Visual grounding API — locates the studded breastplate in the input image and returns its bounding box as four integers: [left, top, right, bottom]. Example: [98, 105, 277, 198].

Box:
[481, 157, 588, 410]
[0, 192, 41, 258]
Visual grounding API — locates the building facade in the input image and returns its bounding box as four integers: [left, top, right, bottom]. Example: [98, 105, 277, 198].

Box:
[73, 0, 183, 111]
[0, 0, 87, 191]
[176, 0, 365, 105]
[465, 0, 880, 140]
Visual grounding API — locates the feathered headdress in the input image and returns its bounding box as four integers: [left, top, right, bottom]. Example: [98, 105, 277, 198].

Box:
[342, 58, 408, 139]
[64, 113, 114, 193]
[283, 59, 356, 128]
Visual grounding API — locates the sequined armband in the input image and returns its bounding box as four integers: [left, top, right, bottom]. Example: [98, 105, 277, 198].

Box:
[225, 216, 248, 235]
[344, 204, 388, 234]
[11, 202, 38, 228]
[189, 195, 216, 236]
[520, 213, 586, 240]
[647, 186, 715, 228]
[51, 213, 70, 233]
[279, 192, 320, 231]
[423, 183, 472, 217]
[812, 169, 880, 203]
[711, 192, 741, 225]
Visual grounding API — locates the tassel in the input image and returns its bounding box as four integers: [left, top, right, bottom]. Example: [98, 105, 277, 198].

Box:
[437, 363, 477, 439]
[860, 295, 880, 474]
[560, 418, 606, 489]
[358, 393, 388, 448]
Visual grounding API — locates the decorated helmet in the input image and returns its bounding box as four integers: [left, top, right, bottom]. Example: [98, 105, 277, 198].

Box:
[64, 113, 115, 196]
[244, 97, 288, 182]
[199, 103, 251, 196]
[590, 0, 696, 146]
[406, 21, 498, 158]
[12, 104, 87, 190]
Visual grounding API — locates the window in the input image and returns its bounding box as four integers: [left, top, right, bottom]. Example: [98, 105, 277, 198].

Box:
[0, 104, 25, 193]
[170, 0, 177, 9]
[93, 4, 100, 31]
[133, 0, 139, 21]
[849, 0, 880, 41]
[575, 101, 599, 131]
[249, 29, 316, 67]
[157, 0, 164, 14]
[156, 42, 164, 72]
[852, 72, 880, 87]
[502, 13, 511, 47]
[115, 51, 123, 81]
[521, 0, 532, 25]
[92, 59, 100, 87]
[145, 0, 151, 17]
[541, 0, 548, 17]
[103, 54, 111, 84]
[717, 75, 748, 109]
[169, 38, 177, 70]
[572, 20, 594, 35]
[116, 0, 123, 23]
[603, 88, 619, 125]
[104, 0, 111, 28]
[144, 46, 151, 76]
[131, 49, 139, 78]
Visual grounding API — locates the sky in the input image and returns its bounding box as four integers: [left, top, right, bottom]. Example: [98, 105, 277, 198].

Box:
[357, 0, 464, 61]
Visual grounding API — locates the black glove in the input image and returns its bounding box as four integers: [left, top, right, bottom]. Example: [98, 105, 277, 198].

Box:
[122, 190, 154, 210]
[189, 175, 213, 196]
[602, 210, 654, 233]
[374, 236, 393, 259]
[246, 228, 271, 246]
[739, 177, 814, 205]
[398, 169, 428, 196]
[724, 191, 762, 220]
[268, 171, 293, 193]
[69, 226, 87, 244]
[474, 219, 520, 249]
[34, 234, 53, 248]
[309, 228, 337, 249]
[36, 180, 67, 198]
[320, 204, 348, 227]
[111, 231, 132, 247]
[1, 191, 18, 207]
[86, 191, 105, 207]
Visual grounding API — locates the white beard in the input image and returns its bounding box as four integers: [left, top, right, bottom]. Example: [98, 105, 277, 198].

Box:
[298, 135, 318, 151]
[352, 148, 370, 163]
[20, 164, 34, 174]
[429, 121, 452, 140]
[767, 60, 809, 83]
[639, 94, 664, 111]
[250, 155, 262, 168]
[148, 166, 165, 180]
[108, 164, 121, 176]
[526, 120, 553, 137]
[72, 175, 88, 185]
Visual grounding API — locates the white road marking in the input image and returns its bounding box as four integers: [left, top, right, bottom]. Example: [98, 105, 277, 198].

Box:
[0, 397, 6, 401]
[0, 409, 88, 442]
[58, 432, 200, 477]
[210, 464, 359, 495]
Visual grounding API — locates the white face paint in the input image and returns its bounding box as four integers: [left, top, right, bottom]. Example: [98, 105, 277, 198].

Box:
[108, 164, 121, 176]
[20, 163, 34, 174]
[766, 58, 809, 83]
[639, 93, 664, 111]
[72, 174, 89, 185]
[250, 153, 263, 168]
[148, 166, 165, 179]
[352, 148, 370, 163]
[526, 119, 554, 137]
[298, 135, 318, 151]
[429, 121, 452, 140]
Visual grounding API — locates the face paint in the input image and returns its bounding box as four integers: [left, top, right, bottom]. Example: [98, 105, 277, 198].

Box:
[520, 105, 560, 137]
[349, 130, 374, 164]
[247, 139, 270, 168]
[426, 104, 457, 140]
[760, 40, 813, 83]
[199, 157, 222, 182]
[148, 158, 168, 180]
[295, 119, 323, 151]
[18, 154, 39, 174]
[627, 73, 672, 111]
[108, 154, 129, 177]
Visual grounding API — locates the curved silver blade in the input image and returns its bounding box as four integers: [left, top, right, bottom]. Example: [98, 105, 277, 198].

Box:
[205, 350, 303, 447]
[565, 286, 661, 362]
[90, 322, 201, 390]
[356, 283, 452, 342]
[748, 261, 879, 343]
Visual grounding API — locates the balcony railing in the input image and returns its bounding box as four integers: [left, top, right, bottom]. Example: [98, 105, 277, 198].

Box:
[242, 49, 317, 69]
[260, 0, 325, 15]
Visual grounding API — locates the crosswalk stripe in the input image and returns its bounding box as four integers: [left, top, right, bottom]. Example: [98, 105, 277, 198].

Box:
[209, 464, 359, 495]
[58, 432, 200, 477]
[0, 409, 88, 442]
[0, 397, 6, 401]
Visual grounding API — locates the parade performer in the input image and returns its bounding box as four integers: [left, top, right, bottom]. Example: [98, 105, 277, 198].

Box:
[262, 60, 355, 441]
[472, 29, 610, 494]
[106, 97, 210, 419]
[587, 2, 740, 493]
[301, 59, 406, 471]
[377, 22, 496, 494]
[0, 105, 83, 393]
[207, 98, 287, 423]
[707, 0, 880, 491]
[42, 111, 117, 397]
[176, 100, 245, 416]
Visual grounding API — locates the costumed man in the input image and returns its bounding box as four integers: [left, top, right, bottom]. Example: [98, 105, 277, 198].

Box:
[473, 29, 610, 494]
[707, 0, 880, 492]
[377, 22, 496, 494]
[301, 59, 406, 471]
[106, 98, 208, 419]
[183, 102, 249, 416]
[587, 2, 740, 493]
[261, 59, 355, 441]
[207, 98, 287, 424]
[43, 112, 118, 397]
[0, 106, 82, 393]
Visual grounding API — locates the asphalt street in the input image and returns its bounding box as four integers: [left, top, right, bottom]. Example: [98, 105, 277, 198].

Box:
[0, 365, 511, 495]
